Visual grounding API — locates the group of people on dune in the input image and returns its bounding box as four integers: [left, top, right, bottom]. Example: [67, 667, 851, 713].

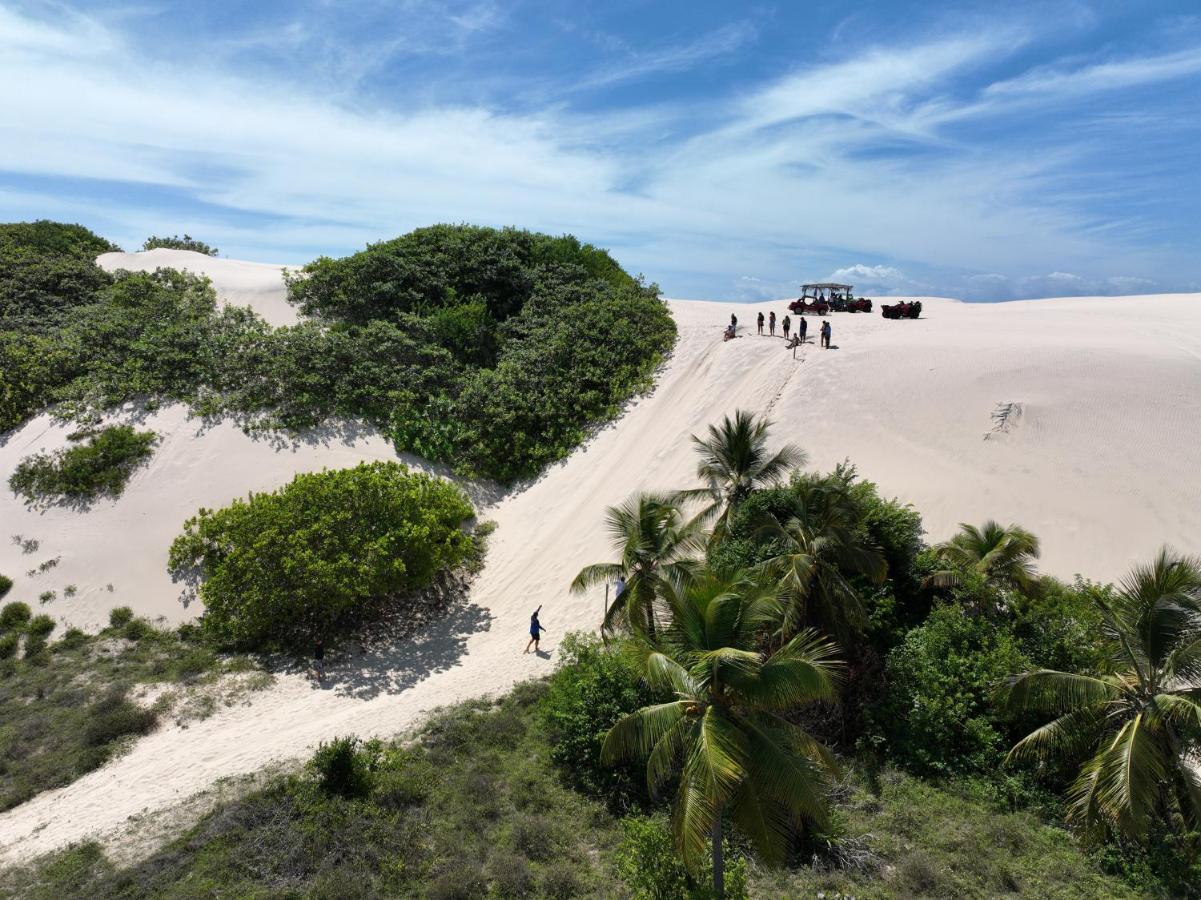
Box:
[723, 310, 831, 351]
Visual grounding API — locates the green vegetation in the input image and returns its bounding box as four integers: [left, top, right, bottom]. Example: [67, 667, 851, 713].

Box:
[0, 606, 267, 811]
[0, 668, 1144, 899]
[0, 575, 10, 600]
[141, 234, 217, 255]
[1003, 548, 1201, 840]
[8, 425, 157, 505]
[168, 462, 475, 649]
[0, 684, 629, 899]
[2, 221, 675, 484]
[601, 571, 841, 895]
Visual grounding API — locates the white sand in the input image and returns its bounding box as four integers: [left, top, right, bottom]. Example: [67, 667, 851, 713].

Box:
[1, 254, 1200, 862]
[97, 248, 299, 326]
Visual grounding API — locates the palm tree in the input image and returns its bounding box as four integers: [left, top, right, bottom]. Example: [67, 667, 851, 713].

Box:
[571, 492, 705, 638]
[677, 410, 805, 545]
[759, 476, 887, 646]
[927, 520, 1041, 594]
[601, 570, 842, 897]
[1002, 548, 1201, 841]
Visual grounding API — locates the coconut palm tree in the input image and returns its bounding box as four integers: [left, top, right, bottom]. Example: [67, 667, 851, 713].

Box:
[570, 492, 705, 638]
[927, 520, 1041, 594]
[759, 476, 887, 646]
[1002, 548, 1201, 841]
[677, 410, 805, 545]
[601, 570, 842, 897]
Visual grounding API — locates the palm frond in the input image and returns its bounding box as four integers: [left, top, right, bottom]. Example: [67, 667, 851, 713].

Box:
[1003, 669, 1118, 716]
[600, 701, 689, 766]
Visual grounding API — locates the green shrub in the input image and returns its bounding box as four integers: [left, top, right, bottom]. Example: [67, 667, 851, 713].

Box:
[616, 816, 747, 900]
[538, 862, 583, 899]
[310, 736, 380, 799]
[488, 853, 533, 897]
[8, 425, 157, 503]
[59, 627, 88, 650]
[0, 574, 11, 599]
[22, 632, 48, 662]
[541, 633, 659, 804]
[871, 603, 1030, 775]
[142, 234, 217, 255]
[82, 689, 158, 747]
[168, 462, 475, 648]
[0, 632, 18, 659]
[108, 606, 133, 628]
[0, 600, 31, 630]
[27, 613, 56, 637]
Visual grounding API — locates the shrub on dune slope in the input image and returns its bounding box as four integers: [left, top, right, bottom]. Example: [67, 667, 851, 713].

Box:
[168, 462, 476, 648]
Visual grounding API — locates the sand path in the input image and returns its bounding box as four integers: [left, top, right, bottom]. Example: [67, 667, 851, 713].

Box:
[1, 256, 1199, 862]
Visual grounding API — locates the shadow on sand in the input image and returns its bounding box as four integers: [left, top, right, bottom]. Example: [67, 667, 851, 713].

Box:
[322, 598, 493, 701]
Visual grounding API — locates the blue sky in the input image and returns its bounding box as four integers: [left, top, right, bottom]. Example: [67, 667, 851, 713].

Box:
[2, 0, 1200, 300]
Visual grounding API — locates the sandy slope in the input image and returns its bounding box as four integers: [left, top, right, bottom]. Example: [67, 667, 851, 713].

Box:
[97, 248, 299, 326]
[1, 253, 1200, 862]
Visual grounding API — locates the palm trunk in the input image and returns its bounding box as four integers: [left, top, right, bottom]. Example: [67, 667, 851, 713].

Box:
[712, 815, 724, 899]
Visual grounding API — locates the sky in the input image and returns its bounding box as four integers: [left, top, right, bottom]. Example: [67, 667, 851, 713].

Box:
[2, 1, 1200, 301]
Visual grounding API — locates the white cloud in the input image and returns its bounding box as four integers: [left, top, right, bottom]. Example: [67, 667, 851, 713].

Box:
[0, 5, 1197, 299]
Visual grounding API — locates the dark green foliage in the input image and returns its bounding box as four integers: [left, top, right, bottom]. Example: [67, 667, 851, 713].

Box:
[311, 736, 380, 799]
[0, 601, 31, 631]
[168, 462, 475, 648]
[3, 224, 673, 483]
[108, 606, 133, 628]
[873, 603, 1031, 776]
[1009, 575, 1110, 675]
[8, 425, 157, 504]
[0, 575, 11, 600]
[142, 234, 217, 255]
[0, 221, 117, 336]
[615, 815, 748, 900]
[0, 634, 17, 659]
[540, 633, 660, 804]
[27, 614, 55, 638]
[81, 688, 157, 747]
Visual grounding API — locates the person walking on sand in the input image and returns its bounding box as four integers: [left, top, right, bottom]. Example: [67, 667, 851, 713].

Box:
[757, 311, 764, 335]
[782, 315, 791, 340]
[730, 313, 738, 333]
[313, 638, 325, 682]
[768, 310, 776, 336]
[525, 606, 547, 654]
[799, 315, 808, 344]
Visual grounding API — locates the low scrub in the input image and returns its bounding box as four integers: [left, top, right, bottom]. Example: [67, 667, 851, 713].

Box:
[8, 425, 157, 504]
[0, 609, 264, 811]
[141, 234, 217, 255]
[168, 461, 475, 648]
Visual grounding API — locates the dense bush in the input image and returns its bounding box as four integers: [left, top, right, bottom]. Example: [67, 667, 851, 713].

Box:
[168, 462, 475, 648]
[0, 221, 117, 336]
[0, 601, 31, 631]
[81, 689, 158, 748]
[142, 234, 217, 255]
[540, 632, 660, 803]
[871, 602, 1030, 775]
[4, 223, 675, 483]
[311, 736, 381, 799]
[0, 575, 12, 600]
[616, 816, 748, 900]
[8, 425, 157, 504]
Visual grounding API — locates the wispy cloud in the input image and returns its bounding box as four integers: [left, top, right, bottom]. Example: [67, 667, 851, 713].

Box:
[0, 2, 1199, 299]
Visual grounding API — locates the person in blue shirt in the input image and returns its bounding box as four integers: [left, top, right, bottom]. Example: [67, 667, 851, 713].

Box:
[525, 605, 547, 654]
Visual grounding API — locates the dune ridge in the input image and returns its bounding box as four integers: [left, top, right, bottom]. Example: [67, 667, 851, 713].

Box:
[1, 254, 1199, 861]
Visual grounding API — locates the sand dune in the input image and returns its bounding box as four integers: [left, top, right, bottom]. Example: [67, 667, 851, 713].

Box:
[1, 253, 1200, 861]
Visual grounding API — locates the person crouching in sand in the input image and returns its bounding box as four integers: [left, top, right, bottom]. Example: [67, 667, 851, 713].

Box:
[525, 606, 547, 653]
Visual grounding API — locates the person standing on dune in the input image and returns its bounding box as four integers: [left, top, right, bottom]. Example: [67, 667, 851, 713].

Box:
[821, 320, 832, 349]
[782, 315, 791, 340]
[757, 311, 764, 335]
[799, 315, 808, 344]
[525, 606, 547, 654]
[769, 311, 776, 336]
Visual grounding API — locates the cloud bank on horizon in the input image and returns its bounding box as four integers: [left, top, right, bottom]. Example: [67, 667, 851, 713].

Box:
[2, 0, 1200, 301]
